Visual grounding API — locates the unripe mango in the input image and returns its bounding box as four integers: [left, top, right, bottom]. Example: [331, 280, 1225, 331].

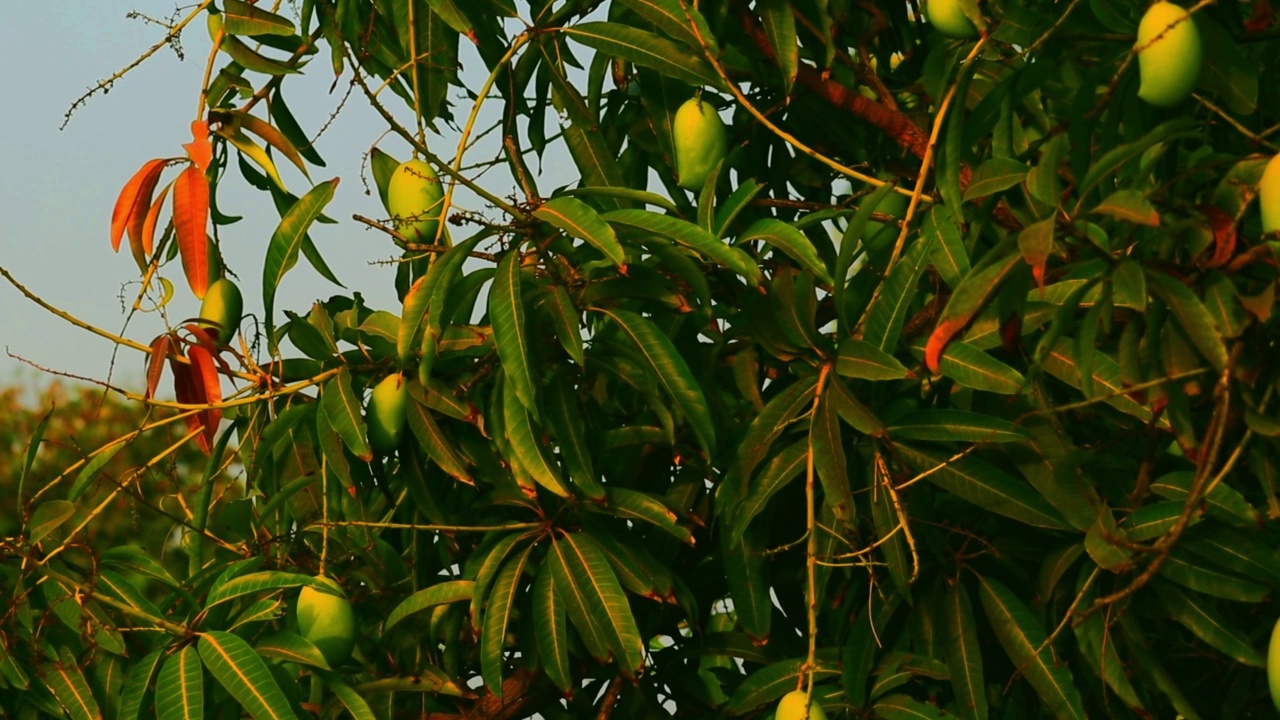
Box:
[1269, 616, 1280, 711]
[198, 278, 242, 346]
[366, 373, 408, 454]
[1135, 2, 1201, 107]
[296, 576, 356, 666]
[1259, 155, 1280, 234]
[926, 0, 979, 39]
[674, 97, 728, 191]
[776, 690, 828, 720]
[387, 159, 445, 242]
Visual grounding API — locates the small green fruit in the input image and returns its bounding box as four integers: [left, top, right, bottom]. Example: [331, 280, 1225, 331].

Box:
[1269, 616, 1280, 711]
[1259, 155, 1280, 234]
[367, 374, 409, 454]
[387, 159, 445, 242]
[296, 577, 356, 666]
[673, 97, 728, 191]
[926, 0, 979, 39]
[1135, 2, 1201, 107]
[198, 278, 243, 346]
[776, 690, 828, 720]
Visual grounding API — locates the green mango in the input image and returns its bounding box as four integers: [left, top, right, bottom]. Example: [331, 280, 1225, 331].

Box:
[926, 0, 979, 39]
[387, 159, 445, 243]
[366, 373, 408, 454]
[198, 278, 243, 346]
[296, 576, 356, 666]
[674, 97, 728, 191]
[1259, 155, 1280, 234]
[1136, 2, 1201, 107]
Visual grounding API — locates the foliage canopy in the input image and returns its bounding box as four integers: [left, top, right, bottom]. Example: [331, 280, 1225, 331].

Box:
[6, 0, 1280, 718]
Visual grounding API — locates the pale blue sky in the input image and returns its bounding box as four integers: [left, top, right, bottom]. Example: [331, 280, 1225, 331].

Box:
[0, 2, 522, 391]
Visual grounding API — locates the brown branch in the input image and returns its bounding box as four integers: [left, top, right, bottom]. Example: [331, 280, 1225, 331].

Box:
[595, 675, 625, 720]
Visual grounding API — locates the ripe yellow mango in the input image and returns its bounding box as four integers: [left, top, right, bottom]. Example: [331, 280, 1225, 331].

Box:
[198, 278, 242, 346]
[1260, 154, 1280, 234]
[387, 159, 445, 242]
[297, 576, 356, 666]
[367, 373, 408, 454]
[926, 0, 979, 39]
[1135, 2, 1201, 107]
[776, 690, 828, 720]
[674, 97, 728, 191]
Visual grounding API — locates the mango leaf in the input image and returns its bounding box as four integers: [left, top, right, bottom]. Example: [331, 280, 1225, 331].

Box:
[1147, 271, 1229, 371]
[384, 580, 473, 633]
[156, 646, 204, 720]
[320, 368, 372, 462]
[481, 545, 534, 695]
[533, 561, 572, 692]
[255, 632, 330, 669]
[262, 178, 338, 350]
[490, 251, 537, 415]
[721, 529, 771, 643]
[944, 582, 987, 720]
[544, 374, 605, 501]
[1151, 580, 1265, 666]
[44, 647, 102, 720]
[836, 338, 912, 381]
[1159, 553, 1268, 603]
[962, 158, 1029, 201]
[595, 487, 691, 544]
[223, 0, 295, 36]
[564, 22, 722, 89]
[758, 0, 798, 94]
[616, 0, 719, 55]
[1040, 338, 1156, 423]
[502, 371, 570, 497]
[549, 531, 645, 676]
[1092, 189, 1159, 226]
[886, 410, 1030, 443]
[198, 631, 299, 720]
[601, 209, 763, 284]
[317, 672, 377, 720]
[727, 440, 807, 546]
[205, 571, 330, 609]
[926, 242, 1022, 373]
[724, 657, 840, 715]
[894, 445, 1070, 530]
[119, 649, 165, 720]
[915, 340, 1025, 395]
[1150, 470, 1259, 527]
[174, 164, 211, 299]
[406, 400, 472, 484]
[811, 390, 855, 528]
[874, 695, 956, 719]
[863, 233, 936, 352]
[927, 205, 970, 288]
[978, 576, 1087, 720]
[27, 500, 76, 545]
[535, 196, 626, 268]
[596, 308, 716, 456]
[739, 218, 833, 285]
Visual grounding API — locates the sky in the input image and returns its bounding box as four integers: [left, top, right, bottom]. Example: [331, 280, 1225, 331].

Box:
[0, 2, 523, 394]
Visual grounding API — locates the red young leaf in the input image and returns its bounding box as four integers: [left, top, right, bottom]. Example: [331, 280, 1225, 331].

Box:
[188, 345, 222, 453]
[184, 323, 235, 376]
[173, 164, 211, 299]
[140, 182, 173, 257]
[925, 318, 969, 375]
[169, 351, 211, 454]
[146, 334, 172, 400]
[1198, 204, 1237, 269]
[184, 120, 214, 174]
[110, 159, 167, 252]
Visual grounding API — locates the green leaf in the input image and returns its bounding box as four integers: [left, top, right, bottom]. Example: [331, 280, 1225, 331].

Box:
[1151, 580, 1265, 666]
[564, 22, 722, 90]
[562, 185, 678, 213]
[533, 561, 572, 692]
[1078, 118, 1198, 201]
[603, 208, 763, 284]
[262, 178, 338, 351]
[863, 233, 936, 352]
[926, 205, 970, 288]
[944, 582, 987, 720]
[67, 444, 124, 502]
[616, 0, 719, 54]
[598, 487, 692, 544]
[837, 338, 912, 381]
[1159, 553, 1268, 603]
[1092, 189, 1160, 226]
[205, 571, 329, 609]
[320, 368, 373, 462]
[490, 250, 537, 415]
[917, 340, 1026, 395]
[222, 0, 295, 36]
[1040, 337, 1156, 423]
[544, 374, 606, 501]
[45, 647, 103, 720]
[739, 218, 833, 285]
[97, 569, 164, 620]
[1147, 271, 1229, 371]
[481, 544, 534, 695]
[886, 410, 1030, 443]
[398, 273, 433, 366]
[874, 694, 957, 719]
[370, 147, 399, 211]
[406, 399, 472, 485]
[18, 406, 52, 497]
[502, 369, 570, 497]
[198, 631, 299, 720]
[425, 0, 473, 35]
[534, 196, 626, 268]
[317, 672, 377, 720]
[978, 576, 1087, 720]
[471, 534, 531, 631]
[255, 631, 330, 669]
[119, 649, 165, 720]
[1150, 470, 1259, 527]
[156, 646, 204, 720]
[727, 440, 807, 546]
[725, 657, 840, 715]
[758, 0, 798, 94]
[962, 158, 1029, 201]
[384, 580, 473, 633]
[596, 307, 716, 456]
[894, 445, 1070, 530]
[1071, 572, 1144, 711]
[721, 529, 771, 643]
[27, 500, 76, 545]
[811, 391, 855, 528]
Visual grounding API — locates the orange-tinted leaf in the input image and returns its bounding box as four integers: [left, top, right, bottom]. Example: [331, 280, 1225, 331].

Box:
[925, 318, 969, 375]
[1199, 205, 1237, 269]
[169, 352, 210, 454]
[138, 181, 173, 262]
[146, 335, 172, 400]
[188, 345, 222, 452]
[184, 323, 235, 375]
[184, 120, 213, 174]
[173, 165, 211, 299]
[111, 159, 167, 252]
